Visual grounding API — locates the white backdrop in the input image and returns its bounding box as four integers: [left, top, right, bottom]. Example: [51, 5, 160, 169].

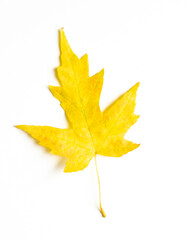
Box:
[0, 0, 192, 239]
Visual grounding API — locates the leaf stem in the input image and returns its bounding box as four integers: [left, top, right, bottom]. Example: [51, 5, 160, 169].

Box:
[94, 155, 106, 217]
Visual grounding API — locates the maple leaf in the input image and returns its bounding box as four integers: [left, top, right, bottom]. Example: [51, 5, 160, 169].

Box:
[16, 28, 140, 217]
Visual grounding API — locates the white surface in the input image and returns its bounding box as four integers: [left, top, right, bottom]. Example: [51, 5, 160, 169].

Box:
[0, 0, 192, 239]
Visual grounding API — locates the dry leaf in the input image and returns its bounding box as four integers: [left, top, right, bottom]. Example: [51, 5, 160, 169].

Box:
[16, 28, 140, 217]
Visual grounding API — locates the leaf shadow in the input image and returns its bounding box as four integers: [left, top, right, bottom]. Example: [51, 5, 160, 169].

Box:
[54, 156, 68, 171]
[41, 145, 67, 171]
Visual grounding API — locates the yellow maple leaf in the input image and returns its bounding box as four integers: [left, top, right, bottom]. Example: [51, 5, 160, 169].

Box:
[16, 28, 140, 217]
